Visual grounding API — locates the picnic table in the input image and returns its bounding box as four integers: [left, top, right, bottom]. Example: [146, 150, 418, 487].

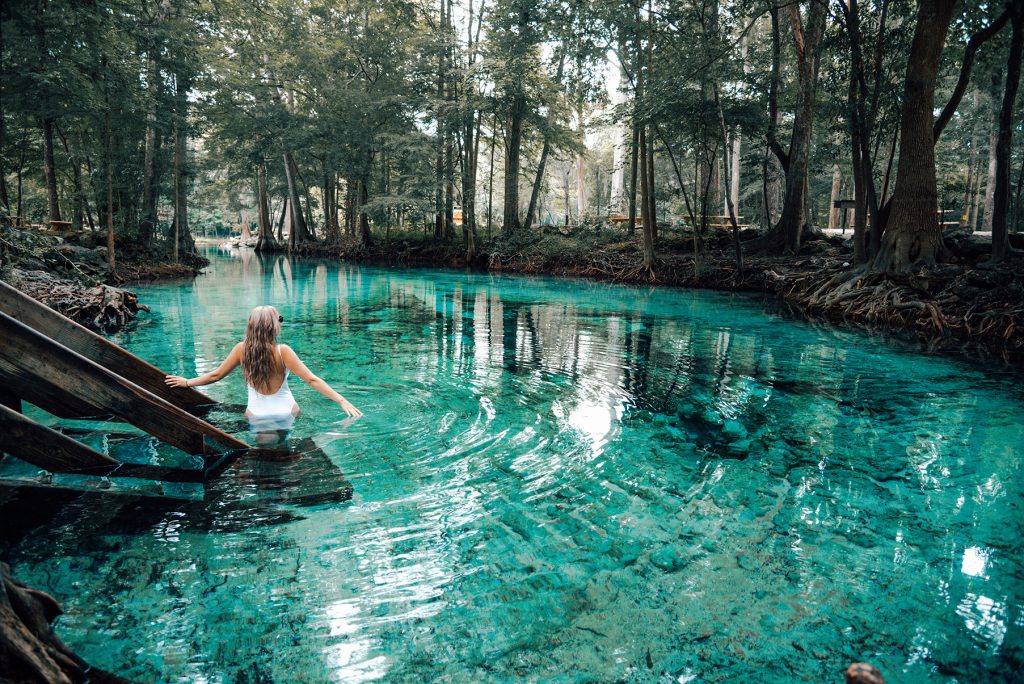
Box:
[607, 212, 641, 226]
[682, 215, 750, 230]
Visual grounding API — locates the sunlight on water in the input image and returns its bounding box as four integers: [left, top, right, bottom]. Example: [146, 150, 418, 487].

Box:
[1, 247, 1022, 683]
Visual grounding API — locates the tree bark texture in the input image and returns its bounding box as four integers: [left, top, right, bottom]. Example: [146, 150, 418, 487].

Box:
[639, 125, 654, 270]
[256, 159, 276, 251]
[502, 95, 525, 233]
[872, 0, 958, 272]
[774, 1, 826, 253]
[41, 118, 62, 223]
[991, 0, 1023, 262]
[0, 562, 131, 684]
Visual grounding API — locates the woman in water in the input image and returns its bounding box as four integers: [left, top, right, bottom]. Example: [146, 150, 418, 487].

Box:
[164, 305, 362, 426]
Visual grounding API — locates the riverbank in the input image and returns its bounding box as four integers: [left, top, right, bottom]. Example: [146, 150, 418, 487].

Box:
[0, 226, 205, 331]
[275, 228, 1024, 365]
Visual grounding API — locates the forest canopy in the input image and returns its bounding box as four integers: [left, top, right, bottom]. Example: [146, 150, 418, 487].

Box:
[1, 0, 1022, 272]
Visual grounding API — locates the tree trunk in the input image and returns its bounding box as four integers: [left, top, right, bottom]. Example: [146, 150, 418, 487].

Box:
[256, 159, 276, 251]
[487, 117, 496, 239]
[140, 62, 160, 248]
[961, 90, 980, 229]
[0, 99, 8, 211]
[991, 0, 1023, 262]
[359, 176, 371, 246]
[462, 113, 478, 261]
[872, 0, 958, 272]
[639, 125, 654, 271]
[282, 153, 309, 248]
[982, 84, 999, 232]
[171, 73, 196, 261]
[276, 197, 286, 242]
[773, 1, 826, 253]
[627, 117, 640, 236]
[971, 152, 984, 232]
[41, 118, 62, 223]
[502, 95, 525, 233]
[524, 52, 567, 232]
[645, 122, 657, 243]
[573, 96, 588, 219]
[828, 165, 842, 230]
[105, 108, 115, 270]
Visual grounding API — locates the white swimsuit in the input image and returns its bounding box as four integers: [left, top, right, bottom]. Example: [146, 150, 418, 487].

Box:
[246, 346, 297, 419]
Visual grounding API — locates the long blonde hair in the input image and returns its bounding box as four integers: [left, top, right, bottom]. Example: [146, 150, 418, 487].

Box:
[243, 305, 282, 393]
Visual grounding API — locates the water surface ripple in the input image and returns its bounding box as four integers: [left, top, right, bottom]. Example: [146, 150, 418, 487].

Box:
[1, 249, 1022, 683]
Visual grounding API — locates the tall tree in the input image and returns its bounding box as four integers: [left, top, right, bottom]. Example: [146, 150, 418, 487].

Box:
[990, 0, 1024, 262]
[873, 0, 959, 272]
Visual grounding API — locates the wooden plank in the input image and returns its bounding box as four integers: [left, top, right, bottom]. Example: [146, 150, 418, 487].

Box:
[0, 365, 109, 419]
[0, 408, 210, 484]
[0, 312, 249, 454]
[0, 280, 213, 413]
[0, 403, 119, 472]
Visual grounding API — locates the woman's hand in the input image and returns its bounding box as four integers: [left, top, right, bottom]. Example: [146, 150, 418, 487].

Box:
[339, 398, 362, 418]
[165, 375, 191, 388]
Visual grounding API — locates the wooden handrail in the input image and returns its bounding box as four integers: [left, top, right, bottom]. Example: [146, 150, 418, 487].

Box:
[0, 280, 212, 413]
[0, 312, 249, 455]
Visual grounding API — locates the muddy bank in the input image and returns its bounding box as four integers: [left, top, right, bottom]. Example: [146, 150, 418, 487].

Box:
[276, 229, 1024, 365]
[0, 226, 204, 332]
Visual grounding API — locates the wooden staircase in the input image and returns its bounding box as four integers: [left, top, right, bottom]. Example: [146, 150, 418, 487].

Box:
[0, 280, 249, 487]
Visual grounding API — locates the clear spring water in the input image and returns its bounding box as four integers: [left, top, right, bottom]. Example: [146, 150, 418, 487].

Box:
[1, 248, 1022, 683]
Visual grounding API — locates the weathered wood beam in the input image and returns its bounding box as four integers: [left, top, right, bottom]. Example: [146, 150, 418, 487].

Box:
[0, 386, 20, 413]
[0, 312, 249, 454]
[0, 405, 226, 484]
[0, 279, 212, 413]
[0, 403, 120, 472]
[0, 365, 110, 419]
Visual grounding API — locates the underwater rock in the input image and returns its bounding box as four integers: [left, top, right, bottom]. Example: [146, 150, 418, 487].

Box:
[650, 544, 685, 572]
[701, 409, 724, 428]
[726, 439, 753, 457]
[845, 662, 885, 684]
[722, 420, 747, 441]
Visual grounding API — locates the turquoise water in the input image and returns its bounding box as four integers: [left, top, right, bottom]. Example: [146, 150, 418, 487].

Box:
[2, 248, 1023, 682]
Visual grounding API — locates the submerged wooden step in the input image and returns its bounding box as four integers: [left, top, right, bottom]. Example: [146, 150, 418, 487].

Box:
[0, 279, 212, 413]
[0, 312, 249, 455]
[0, 405, 212, 483]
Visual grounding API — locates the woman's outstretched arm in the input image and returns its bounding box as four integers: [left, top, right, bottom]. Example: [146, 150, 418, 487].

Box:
[280, 344, 362, 417]
[165, 342, 243, 389]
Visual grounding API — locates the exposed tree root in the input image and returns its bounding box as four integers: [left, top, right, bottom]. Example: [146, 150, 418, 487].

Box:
[5, 269, 149, 333]
[0, 562, 132, 683]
